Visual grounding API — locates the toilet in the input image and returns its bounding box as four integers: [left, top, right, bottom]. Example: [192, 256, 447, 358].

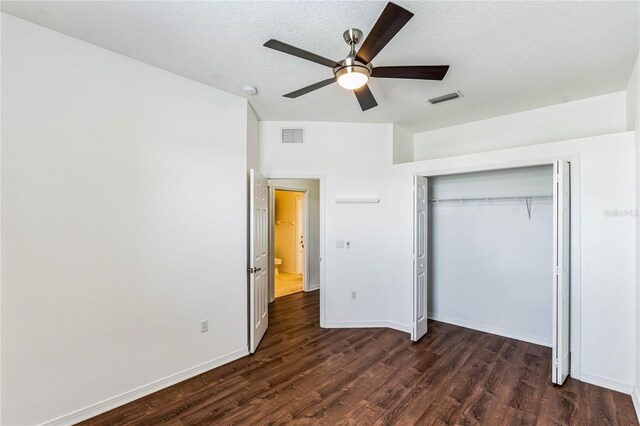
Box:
[274, 257, 282, 275]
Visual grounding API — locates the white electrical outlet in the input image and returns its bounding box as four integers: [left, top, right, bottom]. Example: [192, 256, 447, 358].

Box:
[201, 319, 208, 333]
[336, 240, 345, 249]
[351, 291, 357, 300]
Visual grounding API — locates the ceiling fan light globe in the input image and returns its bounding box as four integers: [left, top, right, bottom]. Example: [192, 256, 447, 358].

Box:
[337, 72, 369, 90]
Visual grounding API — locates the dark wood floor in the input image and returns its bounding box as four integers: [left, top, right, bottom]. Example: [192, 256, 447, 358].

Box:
[81, 291, 638, 425]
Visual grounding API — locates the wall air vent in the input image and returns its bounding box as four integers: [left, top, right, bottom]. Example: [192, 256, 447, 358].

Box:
[428, 91, 462, 105]
[281, 128, 304, 144]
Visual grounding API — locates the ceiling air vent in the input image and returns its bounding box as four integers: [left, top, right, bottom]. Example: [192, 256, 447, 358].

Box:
[281, 128, 304, 144]
[428, 91, 462, 105]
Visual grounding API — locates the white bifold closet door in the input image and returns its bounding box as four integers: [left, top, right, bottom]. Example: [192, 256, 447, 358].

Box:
[412, 175, 428, 342]
[552, 160, 570, 385]
[249, 169, 269, 353]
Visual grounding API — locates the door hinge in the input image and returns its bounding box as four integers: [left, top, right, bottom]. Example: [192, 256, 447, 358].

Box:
[248, 267, 262, 274]
[552, 358, 560, 368]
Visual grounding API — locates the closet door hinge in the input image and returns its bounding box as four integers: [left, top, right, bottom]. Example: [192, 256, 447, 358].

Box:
[552, 358, 560, 368]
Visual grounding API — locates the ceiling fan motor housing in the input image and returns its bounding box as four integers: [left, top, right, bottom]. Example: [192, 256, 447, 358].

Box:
[335, 28, 371, 84]
[333, 56, 372, 81]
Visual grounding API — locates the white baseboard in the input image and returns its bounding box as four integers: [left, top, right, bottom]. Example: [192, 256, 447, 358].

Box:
[580, 371, 635, 394]
[632, 387, 640, 422]
[306, 283, 319, 291]
[386, 321, 412, 334]
[324, 320, 411, 334]
[427, 313, 552, 348]
[42, 347, 248, 426]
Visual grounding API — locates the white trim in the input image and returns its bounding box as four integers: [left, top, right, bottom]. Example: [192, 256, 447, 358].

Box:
[266, 174, 326, 327]
[417, 155, 574, 178]
[387, 321, 412, 334]
[306, 282, 320, 291]
[632, 387, 640, 422]
[415, 154, 582, 378]
[580, 371, 635, 395]
[324, 320, 412, 334]
[41, 348, 248, 426]
[428, 313, 552, 348]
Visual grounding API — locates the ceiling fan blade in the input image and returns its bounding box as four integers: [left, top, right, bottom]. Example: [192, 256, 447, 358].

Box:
[264, 39, 339, 68]
[355, 2, 414, 64]
[372, 65, 449, 80]
[283, 78, 336, 98]
[354, 85, 378, 111]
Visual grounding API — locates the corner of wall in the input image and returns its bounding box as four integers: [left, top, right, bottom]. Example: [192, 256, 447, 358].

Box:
[392, 124, 415, 164]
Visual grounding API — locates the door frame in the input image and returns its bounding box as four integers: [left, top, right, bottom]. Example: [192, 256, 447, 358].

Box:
[266, 174, 327, 328]
[270, 186, 309, 294]
[414, 155, 582, 380]
[295, 194, 305, 275]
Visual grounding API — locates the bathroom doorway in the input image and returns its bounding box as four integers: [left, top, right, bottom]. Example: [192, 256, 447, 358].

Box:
[273, 189, 305, 298]
[268, 179, 321, 302]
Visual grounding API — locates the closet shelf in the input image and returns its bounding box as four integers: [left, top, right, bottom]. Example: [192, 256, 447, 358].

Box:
[429, 195, 552, 203]
[429, 195, 552, 221]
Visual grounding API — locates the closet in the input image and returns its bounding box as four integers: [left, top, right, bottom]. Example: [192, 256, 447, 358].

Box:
[412, 161, 570, 385]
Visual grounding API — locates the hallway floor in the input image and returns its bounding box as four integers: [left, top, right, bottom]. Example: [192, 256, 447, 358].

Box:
[275, 272, 303, 298]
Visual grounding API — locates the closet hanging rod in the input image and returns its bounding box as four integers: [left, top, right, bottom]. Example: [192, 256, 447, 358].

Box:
[429, 195, 552, 203]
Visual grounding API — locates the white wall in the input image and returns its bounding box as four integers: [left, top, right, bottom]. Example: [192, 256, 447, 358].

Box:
[247, 105, 259, 171]
[259, 121, 399, 327]
[414, 92, 627, 160]
[269, 179, 320, 289]
[1, 14, 250, 425]
[392, 124, 414, 164]
[429, 166, 553, 346]
[390, 131, 637, 391]
[627, 51, 640, 417]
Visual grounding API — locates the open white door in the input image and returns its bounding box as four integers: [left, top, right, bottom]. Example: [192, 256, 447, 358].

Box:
[249, 169, 269, 353]
[552, 161, 570, 384]
[412, 175, 428, 342]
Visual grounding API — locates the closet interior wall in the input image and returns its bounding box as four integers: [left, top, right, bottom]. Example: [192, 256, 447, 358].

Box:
[428, 165, 554, 346]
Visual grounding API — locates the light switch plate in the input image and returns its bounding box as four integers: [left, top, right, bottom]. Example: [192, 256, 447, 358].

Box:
[336, 240, 345, 249]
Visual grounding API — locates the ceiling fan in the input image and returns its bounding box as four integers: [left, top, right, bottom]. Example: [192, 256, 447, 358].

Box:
[263, 2, 449, 111]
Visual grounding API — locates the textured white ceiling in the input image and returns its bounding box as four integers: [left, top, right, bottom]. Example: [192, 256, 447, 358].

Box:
[2, 1, 638, 132]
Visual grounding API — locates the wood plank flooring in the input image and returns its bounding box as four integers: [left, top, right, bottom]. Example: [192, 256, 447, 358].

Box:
[81, 291, 638, 425]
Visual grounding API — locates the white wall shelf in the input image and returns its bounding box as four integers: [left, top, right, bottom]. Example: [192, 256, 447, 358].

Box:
[334, 197, 380, 204]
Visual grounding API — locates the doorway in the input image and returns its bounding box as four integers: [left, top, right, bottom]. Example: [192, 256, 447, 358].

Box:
[268, 179, 321, 304]
[273, 189, 305, 298]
